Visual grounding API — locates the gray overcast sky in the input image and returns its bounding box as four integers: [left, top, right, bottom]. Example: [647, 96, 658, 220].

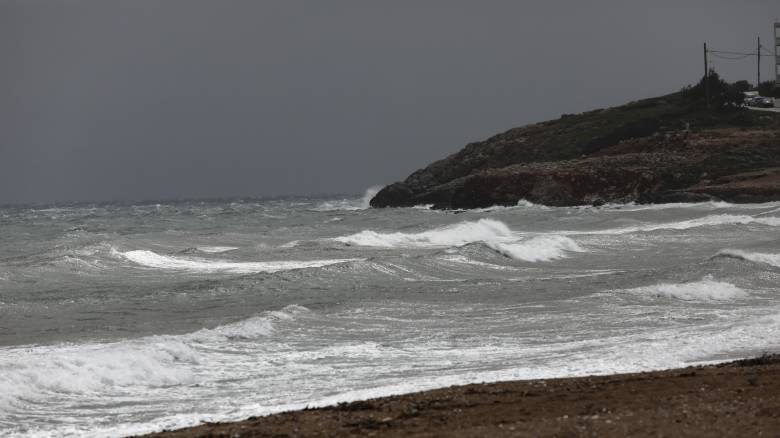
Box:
[1, 1, 778, 204]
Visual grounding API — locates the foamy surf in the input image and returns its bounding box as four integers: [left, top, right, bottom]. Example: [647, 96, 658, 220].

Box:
[122, 250, 358, 274]
[0, 305, 308, 416]
[333, 219, 516, 248]
[196, 246, 238, 254]
[576, 214, 780, 235]
[190, 305, 310, 341]
[715, 249, 780, 269]
[485, 235, 584, 262]
[6, 303, 780, 438]
[623, 275, 748, 301]
[0, 339, 200, 413]
[5, 196, 780, 438]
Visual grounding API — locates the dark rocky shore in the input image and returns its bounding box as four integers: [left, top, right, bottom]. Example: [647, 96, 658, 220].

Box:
[141, 355, 780, 437]
[370, 93, 780, 209]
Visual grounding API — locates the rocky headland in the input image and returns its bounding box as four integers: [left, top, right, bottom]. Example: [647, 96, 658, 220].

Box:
[370, 91, 780, 209]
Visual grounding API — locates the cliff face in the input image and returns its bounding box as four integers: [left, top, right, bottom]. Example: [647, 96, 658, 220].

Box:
[370, 95, 780, 209]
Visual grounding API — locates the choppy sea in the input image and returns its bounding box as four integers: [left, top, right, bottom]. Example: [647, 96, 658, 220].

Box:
[2, 189, 780, 437]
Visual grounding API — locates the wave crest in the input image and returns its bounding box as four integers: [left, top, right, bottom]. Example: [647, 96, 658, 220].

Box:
[485, 235, 584, 262]
[0, 339, 199, 412]
[122, 250, 357, 274]
[581, 214, 780, 235]
[715, 249, 780, 268]
[624, 275, 747, 301]
[333, 219, 514, 248]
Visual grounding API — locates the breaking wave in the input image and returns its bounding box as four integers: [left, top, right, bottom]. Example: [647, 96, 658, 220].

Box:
[191, 305, 310, 341]
[623, 275, 747, 301]
[485, 235, 584, 262]
[585, 214, 780, 235]
[122, 250, 357, 274]
[333, 219, 584, 262]
[715, 249, 780, 268]
[0, 339, 200, 412]
[0, 305, 309, 414]
[333, 219, 515, 248]
[195, 246, 238, 254]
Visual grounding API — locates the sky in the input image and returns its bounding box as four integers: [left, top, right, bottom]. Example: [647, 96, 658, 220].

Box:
[1, 1, 779, 204]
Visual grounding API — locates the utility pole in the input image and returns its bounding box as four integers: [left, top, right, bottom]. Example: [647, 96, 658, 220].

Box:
[704, 43, 710, 108]
[757, 36, 761, 88]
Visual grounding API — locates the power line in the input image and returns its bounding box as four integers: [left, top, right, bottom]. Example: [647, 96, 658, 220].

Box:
[708, 49, 758, 57]
[710, 52, 754, 60]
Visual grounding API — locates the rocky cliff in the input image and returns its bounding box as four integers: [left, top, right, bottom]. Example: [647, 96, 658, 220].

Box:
[370, 94, 780, 209]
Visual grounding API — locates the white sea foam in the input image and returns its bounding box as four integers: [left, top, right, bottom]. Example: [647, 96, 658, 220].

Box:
[191, 305, 310, 341]
[596, 200, 737, 211]
[333, 220, 583, 262]
[578, 214, 780, 235]
[716, 249, 780, 268]
[4, 303, 780, 438]
[196, 246, 238, 254]
[333, 219, 515, 248]
[122, 250, 357, 274]
[29, 310, 780, 438]
[459, 199, 550, 213]
[0, 339, 200, 412]
[0, 305, 308, 416]
[623, 275, 747, 301]
[485, 235, 584, 262]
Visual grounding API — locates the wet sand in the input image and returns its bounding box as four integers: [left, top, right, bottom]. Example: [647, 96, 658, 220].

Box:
[141, 355, 780, 437]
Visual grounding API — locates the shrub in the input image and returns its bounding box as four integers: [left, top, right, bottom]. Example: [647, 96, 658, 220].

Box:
[680, 69, 745, 108]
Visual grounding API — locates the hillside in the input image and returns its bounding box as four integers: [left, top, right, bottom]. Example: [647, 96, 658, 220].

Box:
[370, 92, 780, 209]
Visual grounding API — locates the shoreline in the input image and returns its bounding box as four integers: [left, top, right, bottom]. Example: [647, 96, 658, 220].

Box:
[140, 354, 780, 437]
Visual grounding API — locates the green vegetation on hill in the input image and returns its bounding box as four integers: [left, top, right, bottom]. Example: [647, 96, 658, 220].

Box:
[371, 71, 780, 208]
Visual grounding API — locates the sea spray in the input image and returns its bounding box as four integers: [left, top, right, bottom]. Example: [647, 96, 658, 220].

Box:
[360, 186, 383, 209]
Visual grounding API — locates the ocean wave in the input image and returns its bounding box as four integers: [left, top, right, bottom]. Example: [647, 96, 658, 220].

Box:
[463, 199, 550, 213]
[121, 250, 358, 274]
[312, 186, 382, 211]
[0, 339, 200, 413]
[594, 200, 737, 211]
[485, 235, 584, 262]
[191, 305, 310, 341]
[332, 220, 584, 262]
[582, 214, 780, 235]
[196, 246, 239, 254]
[0, 305, 309, 415]
[623, 275, 747, 301]
[333, 219, 515, 248]
[715, 249, 780, 268]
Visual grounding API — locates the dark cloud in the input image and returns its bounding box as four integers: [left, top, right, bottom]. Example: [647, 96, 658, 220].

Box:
[1, 1, 777, 203]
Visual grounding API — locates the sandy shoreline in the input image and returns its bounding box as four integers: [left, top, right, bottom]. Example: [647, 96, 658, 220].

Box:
[138, 354, 780, 437]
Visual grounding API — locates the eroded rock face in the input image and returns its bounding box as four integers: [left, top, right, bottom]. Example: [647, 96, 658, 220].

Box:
[371, 98, 780, 209]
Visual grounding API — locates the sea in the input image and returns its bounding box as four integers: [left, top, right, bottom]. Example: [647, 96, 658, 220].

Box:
[1, 189, 780, 437]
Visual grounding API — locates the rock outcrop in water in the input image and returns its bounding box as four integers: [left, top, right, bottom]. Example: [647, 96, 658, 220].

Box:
[370, 93, 780, 209]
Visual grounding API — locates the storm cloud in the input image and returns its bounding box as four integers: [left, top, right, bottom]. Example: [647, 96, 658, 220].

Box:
[1, 1, 777, 204]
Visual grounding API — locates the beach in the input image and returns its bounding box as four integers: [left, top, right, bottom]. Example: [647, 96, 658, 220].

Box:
[142, 355, 780, 437]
